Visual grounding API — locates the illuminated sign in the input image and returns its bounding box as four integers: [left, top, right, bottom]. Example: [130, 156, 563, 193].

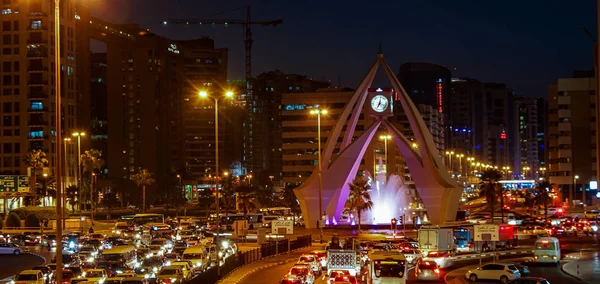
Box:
[168, 43, 180, 54]
[500, 131, 507, 139]
[435, 80, 443, 113]
[591, 181, 598, 190]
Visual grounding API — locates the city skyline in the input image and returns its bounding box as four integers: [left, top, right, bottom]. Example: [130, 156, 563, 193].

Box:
[86, 0, 597, 97]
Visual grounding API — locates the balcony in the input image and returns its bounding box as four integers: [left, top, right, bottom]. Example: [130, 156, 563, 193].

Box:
[27, 107, 48, 113]
[27, 79, 48, 86]
[27, 25, 48, 31]
[28, 65, 48, 72]
[27, 49, 48, 58]
[28, 120, 49, 127]
[27, 38, 48, 45]
[28, 91, 48, 99]
[28, 134, 48, 140]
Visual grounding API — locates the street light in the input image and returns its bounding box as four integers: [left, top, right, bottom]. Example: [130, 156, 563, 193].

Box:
[176, 174, 182, 199]
[72, 132, 86, 213]
[523, 166, 531, 179]
[379, 135, 392, 175]
[456, 153, 464, 176]
[53, 1, 64, 283]
[310, 108, 328, 244]
[198, 89, 234, 276]
[572, 175, 580, 208]
[247, 174, 253, 184]
[445, 151, 455, 173]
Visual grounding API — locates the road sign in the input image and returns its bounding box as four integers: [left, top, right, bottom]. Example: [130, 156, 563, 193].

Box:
[474, 224, 499, 241]
[272, 220, 294, 234]
[0, 175, 29, 192]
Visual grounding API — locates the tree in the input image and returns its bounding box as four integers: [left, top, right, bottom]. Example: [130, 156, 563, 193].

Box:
[535, 181, 554, 220]
[65, 185, 79, 212]
[255, 186, 274, 208]
[221, 178, 236, 224]
[345, 177, 374, 232]
[235, 182, 256, 224]
[81, 149, 104, 213]
[23, 149, 48, 203]
[479, 169, 503, 222]
[131, 169, 155, 211]
[38, 175, 56, 207]
[197, 189, 214, 218]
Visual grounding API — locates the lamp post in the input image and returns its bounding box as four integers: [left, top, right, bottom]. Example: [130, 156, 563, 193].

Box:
[310, 108, 328, 244]
[72, 132, 85, 213]
[176, 174, 182, 200]
[63, 137, 71, 227]
[247, 174, 253, 185]
[53, 1, 64, 283]
[572, 175, 579, 208]
[379, 135, 392, 175]
[523, 166, 531, 179]
[445, 151, 455, 174]
[91, 173, 96, 222]
[456, 154, 464, 177]
[198, 89, 234, 276]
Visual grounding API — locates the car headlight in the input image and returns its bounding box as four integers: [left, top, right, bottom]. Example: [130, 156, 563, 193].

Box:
[171, 278, 177, 283]
[221, 241, 229, 249]
[135, 262, 141, 268]
[218, 252, 223, 257]
[165, 261, 171, 266]
[87, 257, 95, 262]
[195, 262, 201, 267]
[153, 267, 158, 273]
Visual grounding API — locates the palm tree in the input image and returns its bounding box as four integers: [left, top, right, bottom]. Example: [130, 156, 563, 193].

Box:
[235, 182, 256, 224]
[65, 185, 79, 212]
[479, 169, 503, 222]
[345, 177, 374, 232]
[23, 149, 48, 203]
[131, 169, 155, 212]
[81, 149, 104, 212]
[38, 175, 56, 207]
[535, 181, 554, 220]
[221, 179, 236, 223]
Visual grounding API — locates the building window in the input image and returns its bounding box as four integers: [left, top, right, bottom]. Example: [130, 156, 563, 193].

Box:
[30, 101, 42, 110]
[2, 61, 11, 72]
[29, 130, 43, 138]
[3, 102, 11, 112]
[30, 20, 41, 30]
[3, 143, 11, 154]
[3, 116, 12, 126]
[2, 21, 9, 31]
[2, 35, 10, 45]
[1, 9, 11, 15]
[2, 48, 10, 55]
[14, 143, 20, 153]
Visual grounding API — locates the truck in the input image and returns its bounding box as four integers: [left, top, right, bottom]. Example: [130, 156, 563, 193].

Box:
[496, 225, 516, 250]
[327, 249, 360, 276]
[417, 226, 455, 253]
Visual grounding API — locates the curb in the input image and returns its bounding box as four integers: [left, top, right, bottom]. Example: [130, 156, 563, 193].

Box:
[0, 252, 47, 283]
[451, 250, 533, 260]
[560, 261, 587, 283]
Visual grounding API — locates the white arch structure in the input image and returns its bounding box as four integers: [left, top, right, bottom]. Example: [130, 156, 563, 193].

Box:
[294, 53, 462, 228]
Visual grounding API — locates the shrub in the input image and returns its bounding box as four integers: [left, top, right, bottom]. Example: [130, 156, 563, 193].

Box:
[5, 213, 21, 228]
[11, 206, 57, 220]
[24, 213, 41, 228]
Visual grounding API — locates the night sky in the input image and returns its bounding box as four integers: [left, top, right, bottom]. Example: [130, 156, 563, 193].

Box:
[87, 0, 596, 97]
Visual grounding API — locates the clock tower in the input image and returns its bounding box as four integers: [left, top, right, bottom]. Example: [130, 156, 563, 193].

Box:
[366, 87, 395, 117]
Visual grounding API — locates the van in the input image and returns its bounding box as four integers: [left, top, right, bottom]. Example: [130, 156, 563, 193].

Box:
[181, 246, 209, 271]
[533, 237, 560, 264]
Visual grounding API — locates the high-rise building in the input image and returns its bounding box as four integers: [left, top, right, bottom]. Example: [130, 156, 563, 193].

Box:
[397, 62, 451, 113]
[253, 70, 329, 184]
[484, 83, 516, 172]
[89, 52, 107, 174]
[0, 0, 79, 176]
[448, 78, 488, 162]
[548, 71, 595, 204]
[513, 96, 545, 179]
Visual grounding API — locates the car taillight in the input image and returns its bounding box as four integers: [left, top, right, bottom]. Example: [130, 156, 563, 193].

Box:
[434, 268, 440, 274]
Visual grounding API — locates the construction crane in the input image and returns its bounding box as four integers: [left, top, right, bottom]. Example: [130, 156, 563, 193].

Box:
[162, 6, 283, 99]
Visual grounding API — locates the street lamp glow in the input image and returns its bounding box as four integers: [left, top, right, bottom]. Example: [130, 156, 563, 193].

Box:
[223, 171, 229, 177]
[72, 132, 86, 137]
[225, 90, 234, 98]
[411, 142, 418, 148]
[575, 175, 580, 179]
[198, 90, 208, 98]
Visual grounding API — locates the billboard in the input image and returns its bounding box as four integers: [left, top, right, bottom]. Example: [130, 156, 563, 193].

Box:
[474, 224, 499, 241]
[0, 176, 29, 193]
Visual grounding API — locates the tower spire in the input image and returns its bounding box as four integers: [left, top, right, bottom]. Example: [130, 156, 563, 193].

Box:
[378, 41, 383, 58]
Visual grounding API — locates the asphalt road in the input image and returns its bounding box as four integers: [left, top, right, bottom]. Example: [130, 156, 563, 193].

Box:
[0, 253, 45, 280]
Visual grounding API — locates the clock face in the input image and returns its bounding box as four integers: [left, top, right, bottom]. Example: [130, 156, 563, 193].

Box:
[371, 94, 389, 112]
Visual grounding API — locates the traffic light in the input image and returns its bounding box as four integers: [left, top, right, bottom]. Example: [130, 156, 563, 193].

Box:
[391, 218, 397, 225]
[399, 215, 404, 225]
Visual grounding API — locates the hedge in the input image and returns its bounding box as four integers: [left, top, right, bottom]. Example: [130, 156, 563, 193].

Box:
[11, 206, 57, 220]
[5, 213, 21, 228]
[24, 213, 41, 227]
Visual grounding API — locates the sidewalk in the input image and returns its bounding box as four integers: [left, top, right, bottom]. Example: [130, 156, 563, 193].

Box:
[562, 252, 600, 283]
[219, 245, 321, 284]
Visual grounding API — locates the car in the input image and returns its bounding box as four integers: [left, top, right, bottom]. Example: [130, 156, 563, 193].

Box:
[506, 276, 550, 284]
[41, 235, 57, 248]
[163, 253, 180, 263]
[309, 250, 328, 269]
[169, 261, 194, 280]
[279, 275, 304, 284]
[465, 263, 521, 283]
[60, 269, 75, 284]
[82, 269, 107, 283]
[370, 243, 391, 252]
[0, 242, 21, 255]
[297, 254, 321, 276]
[13, 270, 45, 284]
[31, 266, 53, 284]
[415, 260, 440, 281]
[121, 277, 151, 284]
[584, 210, 600, 219]
[138, 256, 165, 276]
[69, 278, 91, 284]
[401, 249, 422, 264]
[104, 278, 124, 284]
[155, 267, 184, 284]
[423, 250, 451, 268]
[287, 264, 314, 284]
[511, 263, 530, 276]
[331, 275, 357, 284]
[115, 272, 137, 278]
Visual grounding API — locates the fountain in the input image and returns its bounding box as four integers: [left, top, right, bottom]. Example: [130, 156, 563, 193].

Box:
[359, 158, 411, 224]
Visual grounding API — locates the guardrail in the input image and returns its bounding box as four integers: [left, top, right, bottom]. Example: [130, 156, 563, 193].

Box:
[188, 235, 312, 284]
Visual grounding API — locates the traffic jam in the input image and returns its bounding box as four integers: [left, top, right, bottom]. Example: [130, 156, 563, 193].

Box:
[3, 214, 238, 284]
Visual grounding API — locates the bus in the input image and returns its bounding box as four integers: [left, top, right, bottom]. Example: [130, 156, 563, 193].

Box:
[259, 207, 291, 216]
[120, 214, 165, 227]
[99, 246, 137, 268]
[369, 250, 407, 284]
[223, 213, 264, 229]
[453, 227, 474, 252]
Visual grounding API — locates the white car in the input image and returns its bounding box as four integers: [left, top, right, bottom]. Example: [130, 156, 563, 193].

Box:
[423, 251, 452, 268]
[0, 243, 21, 255]
[465, 263, 521, 283]
[401, 249, 423, 264]
[12, 270, 44, 284]
[82, 269, 107, 283]
[297, 254, 321, 276]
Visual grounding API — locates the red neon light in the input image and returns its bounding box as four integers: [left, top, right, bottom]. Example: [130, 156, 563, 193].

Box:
[500, 132, 507, 139]
[435, 82, 443, 113]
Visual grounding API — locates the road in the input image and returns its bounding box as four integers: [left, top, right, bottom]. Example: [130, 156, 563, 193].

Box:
[0, 254, 45, 280]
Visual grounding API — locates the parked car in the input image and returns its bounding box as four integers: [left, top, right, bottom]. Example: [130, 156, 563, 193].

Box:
[465, 263, 521, 283]
[0, 243, 21, 255]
